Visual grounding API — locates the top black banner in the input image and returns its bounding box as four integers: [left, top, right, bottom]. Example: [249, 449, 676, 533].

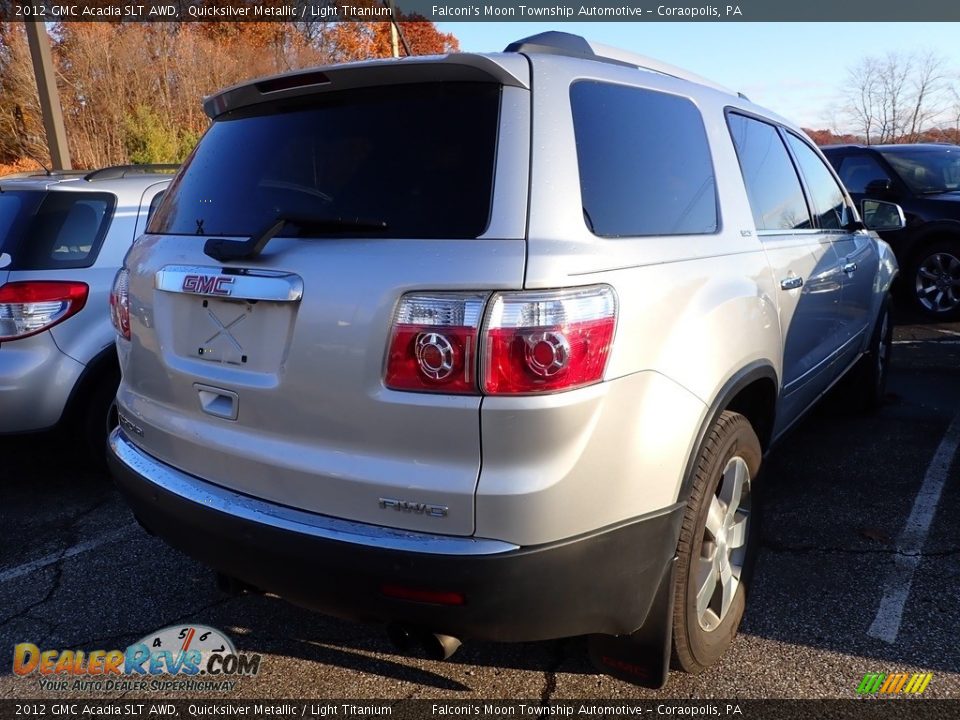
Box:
[2, 0, 960, 22]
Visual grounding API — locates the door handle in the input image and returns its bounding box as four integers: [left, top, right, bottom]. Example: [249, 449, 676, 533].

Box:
[842, 262, 857, 274]
[780, 276, 804, 290]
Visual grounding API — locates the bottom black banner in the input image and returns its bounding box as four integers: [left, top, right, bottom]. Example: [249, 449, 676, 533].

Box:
[1, 700, 959, 720]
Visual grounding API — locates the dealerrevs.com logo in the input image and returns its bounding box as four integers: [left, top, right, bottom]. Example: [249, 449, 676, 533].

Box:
[13, 625, 260, 692]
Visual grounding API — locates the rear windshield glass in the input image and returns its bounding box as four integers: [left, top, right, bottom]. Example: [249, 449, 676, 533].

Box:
[149, 83, 502, 239]
[0, 190, 115, 269]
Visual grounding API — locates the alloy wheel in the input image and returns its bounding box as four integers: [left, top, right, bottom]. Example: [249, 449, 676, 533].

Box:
[915, 252, 960, 313]
[695, 456, 751, 632]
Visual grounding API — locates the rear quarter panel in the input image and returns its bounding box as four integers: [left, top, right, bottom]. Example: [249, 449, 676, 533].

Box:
[475, 57, 783, 544]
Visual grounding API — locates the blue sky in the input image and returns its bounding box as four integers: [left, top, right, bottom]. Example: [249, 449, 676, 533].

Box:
[434, 23, 959, 130]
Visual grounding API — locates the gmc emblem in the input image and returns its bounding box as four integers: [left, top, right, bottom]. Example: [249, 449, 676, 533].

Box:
[182, 274, 234, 296]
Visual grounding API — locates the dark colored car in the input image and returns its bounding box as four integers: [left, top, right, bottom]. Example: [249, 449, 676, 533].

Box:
[823, 143, 960, 319]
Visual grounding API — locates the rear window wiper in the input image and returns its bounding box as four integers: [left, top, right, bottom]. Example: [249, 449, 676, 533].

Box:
[204, 213, 388, 262]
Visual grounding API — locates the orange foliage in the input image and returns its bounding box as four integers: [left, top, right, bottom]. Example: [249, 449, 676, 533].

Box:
[331, 18, 459, 61]
[0, 157, 43, 178]
[803, 128, 861, 146]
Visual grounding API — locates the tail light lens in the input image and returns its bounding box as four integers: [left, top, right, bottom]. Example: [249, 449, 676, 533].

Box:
[109, 268, 130, 340]
[483, 286, 617, 395]
[0, 281, 89, 342]
[384, 293, 486, 394]
[385, 286, 617, 396]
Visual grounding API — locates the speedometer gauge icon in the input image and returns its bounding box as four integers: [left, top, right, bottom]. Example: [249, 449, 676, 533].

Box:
[134, 624, 235, 668]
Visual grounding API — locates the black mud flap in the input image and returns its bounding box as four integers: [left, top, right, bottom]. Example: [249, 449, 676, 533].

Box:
[587, 556, 676, 689]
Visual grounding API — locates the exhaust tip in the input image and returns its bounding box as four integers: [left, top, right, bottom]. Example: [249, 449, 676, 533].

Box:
[385, 624, 461, 661]
[425, 633, 461, 661]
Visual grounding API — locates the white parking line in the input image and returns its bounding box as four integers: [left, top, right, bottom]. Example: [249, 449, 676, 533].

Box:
[867, 409, 960, 644]
[930, 327, 960, 338]
[893, 339, 960, 345]
[0, 524, 139, 585]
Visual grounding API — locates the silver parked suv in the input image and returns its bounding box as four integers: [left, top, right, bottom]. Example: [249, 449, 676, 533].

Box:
[107, 33, 903, 686]
[0, 166, 171, 460]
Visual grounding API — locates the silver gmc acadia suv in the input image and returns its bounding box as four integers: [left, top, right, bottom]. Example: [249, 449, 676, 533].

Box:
[107, 33, 904, 687]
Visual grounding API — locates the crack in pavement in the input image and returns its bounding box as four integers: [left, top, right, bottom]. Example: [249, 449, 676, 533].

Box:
[0, 558, 65, 629]
[0, 496, 123, 630]
[539, 639, 567, 706]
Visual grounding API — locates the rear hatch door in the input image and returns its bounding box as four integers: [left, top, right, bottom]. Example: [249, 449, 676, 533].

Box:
[120, 62, 530, 536]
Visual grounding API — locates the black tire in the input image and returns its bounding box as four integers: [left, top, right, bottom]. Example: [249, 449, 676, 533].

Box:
[908, 240, 960, 320]
[848, 297, 893, 414]
[671, 411, 762, 674]
[77, 366, 121, 468]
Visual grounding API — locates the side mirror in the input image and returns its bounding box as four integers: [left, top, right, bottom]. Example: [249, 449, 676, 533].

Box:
[861, 199, 906, 232]
[864, 178, 895, 196]
[0, 253, 11, 269]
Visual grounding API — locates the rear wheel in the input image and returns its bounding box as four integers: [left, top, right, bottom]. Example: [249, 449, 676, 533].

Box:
[75, 365, 121, 468]
[849, 297, 893, 413]
[910, 240, 960, 320]
[671, 411, 761, 673]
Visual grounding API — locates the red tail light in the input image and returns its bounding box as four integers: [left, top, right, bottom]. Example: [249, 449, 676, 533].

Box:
[381, 584, 466, 606]
[109, 268, 130, 340]
[384, 293, 486, 394]
[482, 287, 617, 394]
[0, 281, 89, 342]
[384, 286, 617, 396]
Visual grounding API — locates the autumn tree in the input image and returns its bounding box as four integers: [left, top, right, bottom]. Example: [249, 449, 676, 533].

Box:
[1, 18, 460, 171]
[0, 23, 46, 167]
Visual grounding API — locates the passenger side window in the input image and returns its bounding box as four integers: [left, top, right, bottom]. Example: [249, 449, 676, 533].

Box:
[146, 191, 165, 227]
[836, 155, 893, 194]
[785, 134, 848, 230]
[570, 81, 718, 237]
[727, 113, 811, 232]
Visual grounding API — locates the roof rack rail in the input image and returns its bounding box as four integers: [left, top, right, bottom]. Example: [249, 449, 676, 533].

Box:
[504, 31, 739, 98]
[84, 164, 179, 181]
[0, 169, 87, 181]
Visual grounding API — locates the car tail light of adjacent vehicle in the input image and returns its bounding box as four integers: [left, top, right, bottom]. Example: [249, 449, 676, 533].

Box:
[0, 281, 89, 342]
[384, 286, 617, 396]
[109, 268, 130, 340]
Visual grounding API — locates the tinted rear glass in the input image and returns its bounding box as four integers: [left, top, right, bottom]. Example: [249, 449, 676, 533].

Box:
[0, 190, 114, 269]
[149, 83, 502, 239]
[879, 149, 960, 194]
[570, 80, 718, 238]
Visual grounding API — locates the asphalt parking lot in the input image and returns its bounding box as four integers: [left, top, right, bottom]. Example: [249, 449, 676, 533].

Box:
[1, 311, 958, 701]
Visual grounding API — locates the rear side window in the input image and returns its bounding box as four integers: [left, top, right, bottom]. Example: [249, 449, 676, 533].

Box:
[146, 191, 165, 227]
[0, 195, 29, 252]
[149, 83, 501, 239]
[0, 191, 114, 269]
[727, 113, 811, 232]
[571, 81, 718, 237]
[835, 154, 893, 194]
